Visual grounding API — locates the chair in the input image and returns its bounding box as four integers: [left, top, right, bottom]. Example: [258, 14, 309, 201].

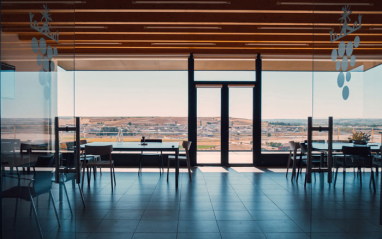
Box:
[334, 146, 375, 191]
[286, 141, 301, 180]
[139, 139, 163, 175]
[1, 142, 16, 175]
[167, 141, 192, 182]
[81, 145, 116, 191]
[34, 154, 79, 211]
[2, 172, 61, 239]
[297, 143, 322, 182]
[2, 143, 34, 175]
[372, 146, 381, 177]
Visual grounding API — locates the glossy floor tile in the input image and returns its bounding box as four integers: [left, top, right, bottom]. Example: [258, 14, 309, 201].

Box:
[1, 167, 381, 238]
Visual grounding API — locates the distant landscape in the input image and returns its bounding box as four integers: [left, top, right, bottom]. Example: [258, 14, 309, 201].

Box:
[2, 117, 381, 151]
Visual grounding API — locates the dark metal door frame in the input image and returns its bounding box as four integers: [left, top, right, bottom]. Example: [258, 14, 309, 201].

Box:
[188, 53, 262, 167]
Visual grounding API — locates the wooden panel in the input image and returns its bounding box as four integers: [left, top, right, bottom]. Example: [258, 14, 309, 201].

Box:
[1, 0, 382, 71]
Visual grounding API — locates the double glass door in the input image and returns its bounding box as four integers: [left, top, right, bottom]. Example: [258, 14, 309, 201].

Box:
[196, 82, 254, 165]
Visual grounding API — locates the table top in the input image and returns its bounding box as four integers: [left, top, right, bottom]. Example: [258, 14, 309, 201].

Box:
[83, 142, 180, 151]
[311, 142, 381, 151]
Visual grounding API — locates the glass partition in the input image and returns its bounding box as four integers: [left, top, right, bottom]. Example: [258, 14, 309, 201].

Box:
[1, 2, 76, 238]
[311, 2, 382, 237]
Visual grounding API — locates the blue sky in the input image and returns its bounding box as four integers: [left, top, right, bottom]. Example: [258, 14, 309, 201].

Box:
[57, 67, 382, 119]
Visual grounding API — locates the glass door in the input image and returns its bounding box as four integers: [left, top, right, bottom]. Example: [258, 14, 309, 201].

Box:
[196, 83, 254, 165]
[196, 86, 222, 164]
[229, 86, 254, 164]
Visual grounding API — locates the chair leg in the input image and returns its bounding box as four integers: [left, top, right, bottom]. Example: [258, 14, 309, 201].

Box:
[113, 165, 116, 185]
[158, 155, 162, 176]
[49, 190, 60, 227]
[110, 167, 114, 192]
[93, 166, 97, 180]
[62, 182, 73, 216]
[77, 183, 86, 208]
[286, 153, 291, 177]
[376, 166, 379, 177]
[186, 159, 192, 182]
[296, 160, 301, 182]
[138, 155, 142, 176]
[87, 166, 91, 186]
[334, 166, 339, 187]
[81, 166, 85, 190]
[167, 159, 170, 182]
[359, 167, 362, 187]
[343, 168, 346, 191]
[29, 193, 43, 239]
[370, 168, 376, 192]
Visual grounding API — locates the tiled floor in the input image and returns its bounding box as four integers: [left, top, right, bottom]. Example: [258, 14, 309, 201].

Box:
[2, 167, 382, 239]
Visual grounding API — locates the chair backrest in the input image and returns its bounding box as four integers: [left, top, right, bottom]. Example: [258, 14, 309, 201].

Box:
[1, 142, 15, 153]
[299, 142, 308, 154]
[85, 145, 113, 156]
[182, 141, 192, 160]
[182, 141, 192, 151]
[20, 143, 31, 154]
[35, 154, 55, 167]
[1, 139, 21, 150]
[289, 141, 300, 151]
[80, 139, 88, 145]
[342, 146, 371, 157]
[65, 141, 75, 150]
[304, 139, 325, 143]
[141, 139, 162, 143]
[33, 171, 54, 195]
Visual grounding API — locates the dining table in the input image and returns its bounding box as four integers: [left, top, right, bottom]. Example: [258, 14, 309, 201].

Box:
[311, 142, 381, 152]
[82, 141, 181, 189]
[307, 142, 381, 168]
[304, 142, 381, 184]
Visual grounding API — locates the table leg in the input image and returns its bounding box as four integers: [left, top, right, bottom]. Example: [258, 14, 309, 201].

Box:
[175, 148, 179, 189]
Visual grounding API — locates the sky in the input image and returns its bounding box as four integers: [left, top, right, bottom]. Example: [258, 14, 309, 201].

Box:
[57, 67, 382, 119]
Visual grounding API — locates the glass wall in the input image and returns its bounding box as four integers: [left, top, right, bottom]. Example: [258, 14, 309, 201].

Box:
[1, 2, 76, 238]
[262, 71, 313, 152]
[58, 71, 188, 145]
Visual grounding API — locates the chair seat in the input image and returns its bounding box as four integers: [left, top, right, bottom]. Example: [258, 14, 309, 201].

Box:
[80, 155, 96, 161]
[141, 153, 161, 156]
[168, 155, 187, 161]
[85, 160, 113, 167]
[2, 186, 33, 201]
[373, 155, 381, 166]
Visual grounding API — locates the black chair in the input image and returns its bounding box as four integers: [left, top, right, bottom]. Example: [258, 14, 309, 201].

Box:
[286, 141, 301, 180]
[372, 146, 381, 177]
[139, 139, 164, 175]
[297, 143, 322, 182]
[82, 145, 116, 191]
[167, 141, 192, 182]
[2, 172, 61, 239]
[334, 146, 375, 191]
[1, 142, 17, 175]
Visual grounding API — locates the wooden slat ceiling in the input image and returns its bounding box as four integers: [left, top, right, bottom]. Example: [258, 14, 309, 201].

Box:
[1, 0, 382, 71]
